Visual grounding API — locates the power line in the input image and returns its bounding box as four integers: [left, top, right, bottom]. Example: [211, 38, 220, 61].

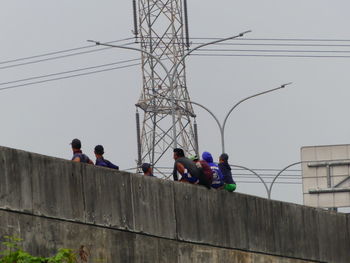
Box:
[3, 36, 350, 68]
[236, 181, 301, 185]
[192, 53, 350, 59]
[0, 42, 135, 70]
[0, 37, 134, 66]
[190, 42, 350, 48]
[0, 61, 141, 92]
[234, 175, 301, 179]
[189, 37, 350, 42]
[0, 58, 140, 86]
[198, 48, 350, 54]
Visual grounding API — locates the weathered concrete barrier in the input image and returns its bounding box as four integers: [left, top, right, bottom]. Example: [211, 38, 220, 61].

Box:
[0, 146, 349, 262]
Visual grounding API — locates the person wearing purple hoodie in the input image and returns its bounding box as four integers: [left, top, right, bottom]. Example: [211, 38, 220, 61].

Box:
[202, 151, 224, 189]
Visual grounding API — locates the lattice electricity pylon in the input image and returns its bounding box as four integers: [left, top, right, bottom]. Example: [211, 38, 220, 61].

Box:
[133, 0, 198, 174]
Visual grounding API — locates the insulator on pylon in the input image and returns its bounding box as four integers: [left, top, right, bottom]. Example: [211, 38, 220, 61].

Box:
[183, 0, 190, 49]
[135, 109, 142, 167]
[132, 0, 139, 41]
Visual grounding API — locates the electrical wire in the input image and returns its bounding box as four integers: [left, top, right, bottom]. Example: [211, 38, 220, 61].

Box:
[197, 48, 350, 54]
[3, 36, 350, 69]
[0, 58, 140, 86]
[191, 53, 350, 58]
[236, 181, 302, 185]
[0, 42, 135, 70]
[0, 61, 141, 92]
[190, 42, 350, 48]
[0, 37, 134, 66]
[142, 36, 350, 41]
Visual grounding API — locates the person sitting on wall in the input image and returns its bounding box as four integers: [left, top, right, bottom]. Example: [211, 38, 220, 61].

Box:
[141, 163, 154, 176]
[94, 145, 119, 170]
[71, 138, 94, 164]
[189, 155, 213, 189]
[218, 153, 236, 192]
[172, 148, 200, 184]
[202, 151, 224, 189]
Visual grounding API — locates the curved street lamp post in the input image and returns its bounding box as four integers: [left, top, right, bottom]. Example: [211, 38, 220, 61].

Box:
[156, 83, 291, 154]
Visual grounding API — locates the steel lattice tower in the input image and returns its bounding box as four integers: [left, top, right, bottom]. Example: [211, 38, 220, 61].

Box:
[133, 0, 197, 173]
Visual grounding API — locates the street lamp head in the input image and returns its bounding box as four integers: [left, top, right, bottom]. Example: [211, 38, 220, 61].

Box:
[238, 30, 252, 37]
[87, 40, 100, 45]
[280, 82, 293, 88]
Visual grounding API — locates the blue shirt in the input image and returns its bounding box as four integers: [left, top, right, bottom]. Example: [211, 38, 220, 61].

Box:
[95, 158, 119, 170]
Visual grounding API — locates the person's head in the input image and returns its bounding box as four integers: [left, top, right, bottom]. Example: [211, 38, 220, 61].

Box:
[219, 153, 229, 163]
[141, 163, 152, 175]
[189, 154, 199, 162]
[94, 145, 104, 157]
[71, 138, 81, 150]
[173, 148, 185, 160]
[202, 151, 213, 163]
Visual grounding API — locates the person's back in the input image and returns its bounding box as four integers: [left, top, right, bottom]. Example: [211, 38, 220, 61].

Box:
[173, 148, 200, 184]
[94, 145, 119, 170]
[189, 155, 213, 189]
[202, 151, 224, 189]
[198, 159, 213, 186]
[71, 138, 93, 164]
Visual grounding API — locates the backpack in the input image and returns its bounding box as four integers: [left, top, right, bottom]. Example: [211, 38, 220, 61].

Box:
[195, 160, 213, 189]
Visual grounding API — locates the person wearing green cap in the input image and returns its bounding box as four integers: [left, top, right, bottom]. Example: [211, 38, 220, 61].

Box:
[218, 153, 236, 192]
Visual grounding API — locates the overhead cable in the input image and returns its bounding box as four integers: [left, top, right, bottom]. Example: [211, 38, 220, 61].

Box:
[192, 53, 350, 59]
[0, 61, 141, 92]
[0, 37, 133, 65]
[0, 58, 140, 86]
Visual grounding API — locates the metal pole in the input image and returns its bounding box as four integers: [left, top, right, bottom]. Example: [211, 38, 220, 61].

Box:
[193, 118, 199, 156]
[135, 109, 142, 168]
[269, 161, 302, 199]
[220, 127, 225, 153]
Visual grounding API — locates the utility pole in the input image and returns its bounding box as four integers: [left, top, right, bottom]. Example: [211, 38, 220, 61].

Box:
[133, 0, 197, 173]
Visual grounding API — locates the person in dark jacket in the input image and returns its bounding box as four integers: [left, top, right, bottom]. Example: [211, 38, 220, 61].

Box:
[71, 138, 94, 164]
[94, 145, 119, 170]
[218, 153, 236, 192]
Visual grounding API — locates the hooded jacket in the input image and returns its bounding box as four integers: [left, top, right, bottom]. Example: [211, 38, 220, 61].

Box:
[218, 161, 235, 184]
[202, 151, 224, 188]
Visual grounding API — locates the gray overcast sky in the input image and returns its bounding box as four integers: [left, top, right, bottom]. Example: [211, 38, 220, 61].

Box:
[2, 0, 350, 204]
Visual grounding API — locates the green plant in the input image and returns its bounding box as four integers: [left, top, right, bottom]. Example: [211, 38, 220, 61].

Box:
[0, 236, 84, 263]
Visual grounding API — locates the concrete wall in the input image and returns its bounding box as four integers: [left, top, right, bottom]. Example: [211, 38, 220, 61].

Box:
[0, 146, 349, 262]
[0, 210, 313, 263]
